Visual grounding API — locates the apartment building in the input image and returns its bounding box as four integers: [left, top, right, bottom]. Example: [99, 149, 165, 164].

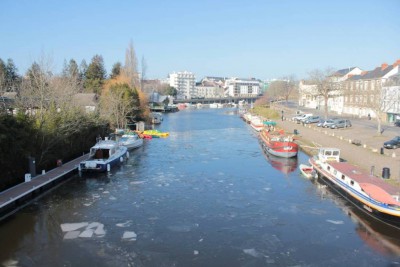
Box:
[298, 67, 363, 113]
[169, 71, 196, 99]
[195, 80, 224, 98]
[342, 61, 400, 118]
[225, 78, 260, 97]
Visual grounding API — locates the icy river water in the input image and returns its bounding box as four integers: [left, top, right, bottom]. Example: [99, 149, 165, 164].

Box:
[1, 108, 400, 267]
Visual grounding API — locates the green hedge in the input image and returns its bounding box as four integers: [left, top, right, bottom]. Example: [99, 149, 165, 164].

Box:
[0, 113, 108, 191]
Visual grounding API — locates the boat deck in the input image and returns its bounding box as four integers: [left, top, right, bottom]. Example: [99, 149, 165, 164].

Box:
[330, 161, 399, 195]
[0, 154, 88, 218]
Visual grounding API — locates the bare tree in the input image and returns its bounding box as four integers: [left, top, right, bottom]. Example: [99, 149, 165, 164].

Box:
[308, 67, 337, 119]
[141, 56, 147, 91]
[18, 53, 85, 165]
[123, 41, 140, 90]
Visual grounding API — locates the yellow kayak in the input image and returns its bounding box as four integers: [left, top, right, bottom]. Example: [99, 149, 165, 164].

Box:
[142, 130, 169, 138]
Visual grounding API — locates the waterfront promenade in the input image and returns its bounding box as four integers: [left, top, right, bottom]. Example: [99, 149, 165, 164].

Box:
[0, 154, 87, 218]
[276, 112, 400, 183]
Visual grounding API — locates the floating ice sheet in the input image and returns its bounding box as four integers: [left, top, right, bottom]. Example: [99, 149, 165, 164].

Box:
[61, 222, 89, 232]
[116, 221, 132, 227]
[243, 248, 263, 258]
[79, 229, 94, 238]
[63, 231, 80, 240]
[61, 222, 105, 239]
[2, 259, 19, 267]
[122, 231, 137, 241]
[326, 219, 344, 225]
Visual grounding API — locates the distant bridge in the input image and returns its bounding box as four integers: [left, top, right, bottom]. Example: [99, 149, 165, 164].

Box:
[173, 96, 260, 105]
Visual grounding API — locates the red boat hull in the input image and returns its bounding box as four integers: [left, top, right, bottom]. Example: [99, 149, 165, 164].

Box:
[259, 130, 298, 158]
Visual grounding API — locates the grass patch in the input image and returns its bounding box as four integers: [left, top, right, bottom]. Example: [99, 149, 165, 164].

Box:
[251, 106, 280, 120]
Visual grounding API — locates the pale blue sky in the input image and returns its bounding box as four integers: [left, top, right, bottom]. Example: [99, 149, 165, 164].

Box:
[1, 0, 399, 80]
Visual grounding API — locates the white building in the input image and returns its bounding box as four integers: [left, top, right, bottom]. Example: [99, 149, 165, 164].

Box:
[195, 81, 224, 98]
[169, 71, 196, 99]
[225, 78, 260, 97]
[298, 67, 363, 113]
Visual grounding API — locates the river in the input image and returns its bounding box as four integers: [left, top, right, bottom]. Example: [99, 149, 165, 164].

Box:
[1, 108, 400, 267]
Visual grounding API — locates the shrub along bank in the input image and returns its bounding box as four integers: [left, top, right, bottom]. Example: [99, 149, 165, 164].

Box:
[0, 113, 108, 192]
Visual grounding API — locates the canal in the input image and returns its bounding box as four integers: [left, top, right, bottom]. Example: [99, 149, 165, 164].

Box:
[1, 108, 400, 267]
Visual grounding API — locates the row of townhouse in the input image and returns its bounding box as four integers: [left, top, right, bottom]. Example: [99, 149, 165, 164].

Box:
[169, 71, 262, 99]
[298, 59, 400, 123]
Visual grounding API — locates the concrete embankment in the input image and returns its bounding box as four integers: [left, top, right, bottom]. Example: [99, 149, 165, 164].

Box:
[276, 117, 400, 184]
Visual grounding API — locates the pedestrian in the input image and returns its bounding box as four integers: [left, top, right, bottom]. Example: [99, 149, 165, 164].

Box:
[368, 113, 371, 120]
[281, 110, 284, 121]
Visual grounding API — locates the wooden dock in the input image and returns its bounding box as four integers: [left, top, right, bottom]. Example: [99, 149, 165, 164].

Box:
[0, 154, 88, 219]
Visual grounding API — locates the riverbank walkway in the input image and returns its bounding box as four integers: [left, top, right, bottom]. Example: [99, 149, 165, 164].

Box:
[276, 111, 400, 183]
[0, 154, 87, 216]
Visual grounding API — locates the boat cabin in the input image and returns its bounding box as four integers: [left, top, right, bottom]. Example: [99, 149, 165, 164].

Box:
[317, 148, 340, 162]
[89, 141, 117, 160]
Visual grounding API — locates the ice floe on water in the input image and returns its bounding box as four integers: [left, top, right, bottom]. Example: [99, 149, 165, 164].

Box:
[130, 181, 145, 185]
[243, 248, 263, 258]
[61, 222, 89, 232]
[122, 231, 137, 241]
[2, 259, 19, 267]
[326, 219, 344, 225]
[116, 220, 132, 228]
[61, 222, 105, 239]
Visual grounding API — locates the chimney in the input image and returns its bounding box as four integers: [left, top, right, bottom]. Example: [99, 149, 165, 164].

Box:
[381, 63, 388, 70]
[393, 59, 400, 67]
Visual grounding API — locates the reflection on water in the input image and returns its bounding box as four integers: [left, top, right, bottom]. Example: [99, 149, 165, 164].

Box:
[261, 147, 298, 175]
[0, 108, 400, 267]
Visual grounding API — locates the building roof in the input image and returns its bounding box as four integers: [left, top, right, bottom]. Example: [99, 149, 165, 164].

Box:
[332, 67, 356, 76]
[361, 65, 394, 80]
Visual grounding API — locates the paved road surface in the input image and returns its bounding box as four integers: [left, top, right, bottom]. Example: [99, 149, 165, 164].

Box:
[275, 104, 400, 183]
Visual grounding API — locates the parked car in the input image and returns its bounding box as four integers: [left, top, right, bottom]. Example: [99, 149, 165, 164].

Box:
[394, 121, 400, 127]
[322, 119, 336, 128]
[330, 119, 352, 129]
[383, 136, 400, 149]
[304, 115, 321, 124]
[317, 119, 326, 127]
[292, 113, 313, 122]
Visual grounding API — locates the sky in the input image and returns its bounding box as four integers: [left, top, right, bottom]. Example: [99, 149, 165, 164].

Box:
[0, 0, 399, 81]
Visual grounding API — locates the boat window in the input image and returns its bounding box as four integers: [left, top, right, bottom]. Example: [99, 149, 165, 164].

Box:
[102, 149, 110, 159]
[333, 151, 339, 156]
[325, 151, 332, 156]
[95, 149, 103, 159]
[341, 175, 345, 180]
[350, 180, 354, 186]
[327, 166, 330, 171]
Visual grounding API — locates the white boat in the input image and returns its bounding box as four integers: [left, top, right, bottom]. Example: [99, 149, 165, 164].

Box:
[209, 103, 218, 108]
[118, 133, 143, 150]
[150, 112, 163, 124]
[242, 112, 253, 123]
[299, 164, 315, 179]
[309, 148, 400, 229]
[80, 140, 128, 172]
[250, 116, 264, 131]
